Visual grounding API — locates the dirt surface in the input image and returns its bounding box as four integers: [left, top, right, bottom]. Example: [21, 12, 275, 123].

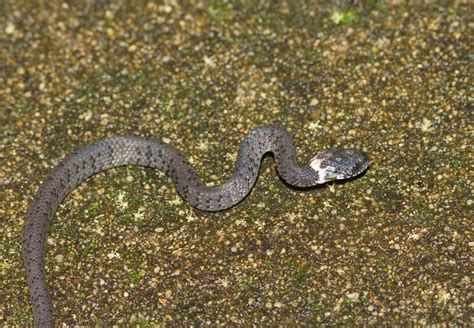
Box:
[0, 1, 472, 325]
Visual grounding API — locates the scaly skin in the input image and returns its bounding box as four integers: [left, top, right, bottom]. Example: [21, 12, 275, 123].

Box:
[22, 125, 369, 327]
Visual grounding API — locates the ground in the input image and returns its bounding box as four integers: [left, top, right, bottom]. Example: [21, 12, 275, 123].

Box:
[0, 1, 471, 326]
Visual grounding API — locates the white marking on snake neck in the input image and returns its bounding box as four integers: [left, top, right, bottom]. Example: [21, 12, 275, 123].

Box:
[309, 157, 334, 184]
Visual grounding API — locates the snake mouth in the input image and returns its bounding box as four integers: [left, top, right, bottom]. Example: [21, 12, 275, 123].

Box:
[352, 155, 370, 175]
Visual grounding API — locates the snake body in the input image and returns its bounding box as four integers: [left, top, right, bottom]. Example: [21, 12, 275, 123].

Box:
[22, 125, 369, 327]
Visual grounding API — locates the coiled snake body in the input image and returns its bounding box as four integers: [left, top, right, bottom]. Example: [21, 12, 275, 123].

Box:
[23, 125, 369, 327]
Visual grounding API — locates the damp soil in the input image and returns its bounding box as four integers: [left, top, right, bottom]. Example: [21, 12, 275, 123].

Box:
[0, 1, 471, 325]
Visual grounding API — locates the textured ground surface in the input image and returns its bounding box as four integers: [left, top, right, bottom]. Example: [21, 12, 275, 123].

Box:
[0, 1, 472, 326]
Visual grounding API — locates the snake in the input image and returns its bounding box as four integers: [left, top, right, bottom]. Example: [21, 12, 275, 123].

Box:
[22, 124, 369, 327]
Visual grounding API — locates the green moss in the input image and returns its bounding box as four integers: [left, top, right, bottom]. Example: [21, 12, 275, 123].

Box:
[291, 265, 309, 289]
[207, 1, 234, 24]
[130, 269, 144, 285]
[77, 291, 87, 300]
[236, 275, 257, 293]
[9, 306, 32, 324]
[83, 241, 97, 256]
[366, 0, 389, 13]
[330, 9, 358, 26]
[310, 299, 327, 315]
[133, 320, 153, 328]
[85, 202, 100, 215]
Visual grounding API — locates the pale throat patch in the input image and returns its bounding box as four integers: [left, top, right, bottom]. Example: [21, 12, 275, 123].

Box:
[309, 157, 335, 184]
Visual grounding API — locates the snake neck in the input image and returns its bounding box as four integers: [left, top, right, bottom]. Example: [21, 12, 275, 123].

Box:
[185, 125, 319, 210]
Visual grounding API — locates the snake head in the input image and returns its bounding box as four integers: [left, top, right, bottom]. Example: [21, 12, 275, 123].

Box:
[309, 148, 369, 184]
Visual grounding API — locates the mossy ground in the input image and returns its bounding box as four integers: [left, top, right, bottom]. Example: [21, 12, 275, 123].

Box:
[0, 1, 471, 325]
